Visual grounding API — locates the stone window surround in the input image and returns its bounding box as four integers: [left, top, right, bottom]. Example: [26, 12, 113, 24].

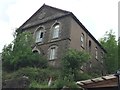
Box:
[81, 33, 85, 48]
[50, 21, 61, 41]
[32, 46, 41, 54]
[95, 47, 98, 59]
[34, 25, 46, 43]
[48, 45, 58, 60]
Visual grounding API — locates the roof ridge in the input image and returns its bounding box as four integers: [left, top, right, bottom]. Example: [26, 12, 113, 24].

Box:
[43, 4, 71, 14]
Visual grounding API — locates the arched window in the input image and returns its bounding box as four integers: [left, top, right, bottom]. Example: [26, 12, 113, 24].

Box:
[48, 45, 58, 60]
[32, 46, 41, 54]
[95, 47, 98, 59]
[81, 33, 84, 47]
[35, 27, 44, 43]
[88, 40, 92, 52]
[101, 51, 104, 64]
[52, 24, 60, 39]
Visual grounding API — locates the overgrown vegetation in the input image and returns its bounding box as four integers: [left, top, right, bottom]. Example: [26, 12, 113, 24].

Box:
[99, 30, 118, 74]
[60, 49, 90, 81]
[3, 30, 115, 89]
[2, 31, 49, 88]
[3, 67, 60, 88]
[2, 32, 48, 71]
[3, 48, 90, 88]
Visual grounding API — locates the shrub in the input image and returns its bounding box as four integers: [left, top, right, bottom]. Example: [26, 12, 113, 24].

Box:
[75, 73, 92, 81]
[29, 80, 49, 88]
[53, 77, 79, 89]
[2, 32, 48, 71]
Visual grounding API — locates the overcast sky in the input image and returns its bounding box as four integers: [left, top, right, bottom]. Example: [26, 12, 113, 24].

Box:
[0, 0, 119, 52]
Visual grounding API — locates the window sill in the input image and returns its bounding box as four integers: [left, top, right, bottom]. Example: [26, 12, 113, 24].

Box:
[81, 46, 85, 49]
[52, 37, 59, 39]
[48, 59, 56, 61]
[49, 38, 61, 42]
[35, 41, 43, 45]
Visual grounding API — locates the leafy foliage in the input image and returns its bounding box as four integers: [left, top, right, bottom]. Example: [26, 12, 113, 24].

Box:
[49, 49, 90, 88]
[2, 31, 92, 88]
[61, 49, 90, 81]
[2, 32, 48, 71]
[29, 80, 49, 88]
[2, 48, 91, 88]
[53, 76, 79, 89]
[3, 67, 62, 88]
[99, 30, 118, 73]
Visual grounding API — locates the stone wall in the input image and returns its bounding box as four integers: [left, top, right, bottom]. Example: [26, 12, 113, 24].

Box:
[2, 77, 30, 88]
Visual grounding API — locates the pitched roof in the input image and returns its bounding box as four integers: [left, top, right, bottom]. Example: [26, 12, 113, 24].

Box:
[18, 4, 106, 53]
[18, 4, 71, 31]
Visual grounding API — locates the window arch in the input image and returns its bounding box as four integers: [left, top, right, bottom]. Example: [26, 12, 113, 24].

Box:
[52, 23, 60, 39]
[32, 46, 41, 54]
[48, 45, 58, 60]
[35, 26, 45, 43]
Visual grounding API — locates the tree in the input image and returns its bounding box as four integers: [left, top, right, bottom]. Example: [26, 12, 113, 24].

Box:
[2, 31, 48, 71]
[99, 30, 118, 74]
[61, 49, 90, 81]
[51, 49, 90, 88]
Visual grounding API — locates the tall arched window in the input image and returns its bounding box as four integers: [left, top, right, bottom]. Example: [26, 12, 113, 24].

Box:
[95, 47, 98, 59]
[81, 33, 84, 47]
[88, 40, 92, 52]
[52, 24, 60, 39]
[35, 27, 44, 43]
[48, 45, 58, 60]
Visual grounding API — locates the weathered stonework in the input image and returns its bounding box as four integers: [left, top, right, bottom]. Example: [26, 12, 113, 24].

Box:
[18, 4, 106, 75]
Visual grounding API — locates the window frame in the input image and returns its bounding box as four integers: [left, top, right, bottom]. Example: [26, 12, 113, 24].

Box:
[95, 47, 98, 59]
[52, 24, 60, 39]
[48, 45, 58, 60]
[34, 26, 45, 43]
[100, 51, 104, 64]
[88, 40, 92, 52]
[81, 33, 84, 48]
[50, 22, 61, 40]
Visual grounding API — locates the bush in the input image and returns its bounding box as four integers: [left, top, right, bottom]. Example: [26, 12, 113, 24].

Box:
[2, 32, 48, 71]
[53, 77, 79, 89]
[16, 53, 48, 69]
[2, 71, 16, 80]
[29, 80, 49, 88]
[75, 73, 92, 81]
[3, 67, 64, 88]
